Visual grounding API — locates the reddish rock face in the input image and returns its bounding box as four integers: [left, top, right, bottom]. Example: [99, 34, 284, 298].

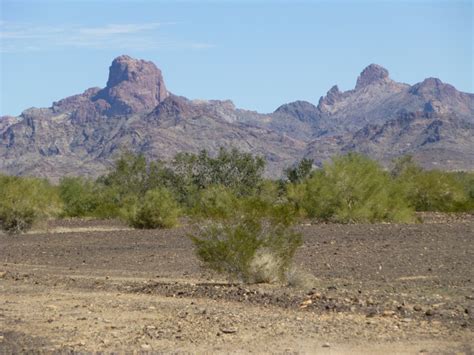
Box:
[93, 55, 168, 115]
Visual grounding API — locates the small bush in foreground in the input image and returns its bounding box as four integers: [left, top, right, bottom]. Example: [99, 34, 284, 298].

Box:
[0, 175, 60, 234]
[190, 185, 238, 220]
[128, 188, 180, 229]
[190, 201, 302, 283]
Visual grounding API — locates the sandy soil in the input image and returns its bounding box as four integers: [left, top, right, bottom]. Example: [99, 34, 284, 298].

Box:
[0, 214, 473, 353]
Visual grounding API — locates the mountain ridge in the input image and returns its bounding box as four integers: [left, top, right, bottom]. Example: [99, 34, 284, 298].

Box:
[1, 55, 473, 180]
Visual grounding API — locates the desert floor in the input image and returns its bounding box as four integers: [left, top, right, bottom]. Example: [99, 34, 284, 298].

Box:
[1, 214, 473, 354]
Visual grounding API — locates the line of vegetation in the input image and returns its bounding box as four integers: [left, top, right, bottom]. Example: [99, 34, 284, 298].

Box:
[1, 150, 473, 233]
[1, 149, 472, 283]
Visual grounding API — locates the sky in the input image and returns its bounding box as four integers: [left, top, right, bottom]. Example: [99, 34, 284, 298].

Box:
[0, 0, 472, 116]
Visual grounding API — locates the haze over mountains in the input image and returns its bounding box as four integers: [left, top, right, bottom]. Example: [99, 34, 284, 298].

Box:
[1, 55, 473, 180]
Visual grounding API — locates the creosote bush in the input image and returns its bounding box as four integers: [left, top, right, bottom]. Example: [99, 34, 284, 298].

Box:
[0, 175, 61, 234]
[191, 185, 238, 220]
[127, 187, 180, 229]
[190, 198, 302, 283]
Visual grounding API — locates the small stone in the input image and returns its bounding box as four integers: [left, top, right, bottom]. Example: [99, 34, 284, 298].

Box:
[413, 305, 422, 312]
[220, 327, 238, 334]
[425, 309, 434, 316]
[366, 309, 377, 318]
[300, 299, 313, 308]
[322, 342, 330, 348]
[141, 344, 151, 350]
[382, 310, 396, 317]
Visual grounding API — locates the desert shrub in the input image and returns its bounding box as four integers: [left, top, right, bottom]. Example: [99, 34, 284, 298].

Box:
[59, 177, 126, 218]
[190, 200, 302, 283]
[128, 187, 180, 229]
[59, 177, 100, 217]
[95, 148, 265, 211]
[171, 148, 265, 196]
[0, 175, 61, 234]
[285, 266, 319, 290]
[191, 185, 239, 220]
[256, 179, 286, 205]
[287, 169, 337, 221]
[392, 156, 470, 212]
[99, 151, 149, 197]
[285, 158, 313, 184]
[454, 172, 474, 212]
[398, 170, 468, 212]
[288, 153, 415, 223]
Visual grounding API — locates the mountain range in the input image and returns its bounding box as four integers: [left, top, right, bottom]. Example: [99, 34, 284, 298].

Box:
[1, 55, 473, 180]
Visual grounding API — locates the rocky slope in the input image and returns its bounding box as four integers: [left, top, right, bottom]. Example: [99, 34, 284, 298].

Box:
[0, 56, 472, 180]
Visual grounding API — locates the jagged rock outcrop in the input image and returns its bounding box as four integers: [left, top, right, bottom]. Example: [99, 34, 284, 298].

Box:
[355, 63, 391, 90]
[93, 55, 168, 115]
[0, 56, 473, 180]
[301, 66, 474, 169]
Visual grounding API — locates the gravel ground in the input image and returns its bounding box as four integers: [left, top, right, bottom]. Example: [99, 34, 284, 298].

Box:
[0, 214, 473, 353]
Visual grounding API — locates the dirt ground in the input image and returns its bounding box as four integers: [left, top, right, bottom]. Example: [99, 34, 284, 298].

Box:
[1, 214, 473, 354]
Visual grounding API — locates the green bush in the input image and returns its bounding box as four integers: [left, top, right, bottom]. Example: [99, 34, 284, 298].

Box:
[285, 158, 313, 184]
[454, 172, 474, 212]
[171, 148, 266, 196]
[288, 153, 415, 223]
[392, 156, 471, 212]
[59, 177, 100, 217]
[99, 151, 149, 197]
[191, 185, 238, 220]
[0, 175, 61, 234]
[190, 199, 302, 283]
[398, 170, 468, 212]
[128, 187, 180, 229]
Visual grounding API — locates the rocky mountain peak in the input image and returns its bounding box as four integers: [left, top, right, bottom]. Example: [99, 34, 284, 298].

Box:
[355, 64, 390, 90]
[409, 77, 457, 99]
[319, 85, 342, 105]
[93, 55, 169, 116]
[273, 101, 319, 123]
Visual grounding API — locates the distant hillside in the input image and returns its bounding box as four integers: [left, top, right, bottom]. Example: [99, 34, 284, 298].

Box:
[1, 56, 473, 180]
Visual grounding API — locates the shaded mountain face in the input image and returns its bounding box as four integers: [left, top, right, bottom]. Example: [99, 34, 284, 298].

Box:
[0, 56, 473, 181]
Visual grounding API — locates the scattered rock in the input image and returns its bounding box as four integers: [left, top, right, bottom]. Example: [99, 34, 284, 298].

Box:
[366, 309, 377, 318]
[220, 327, 238, 334]
[425, 309, 435, 317]
[299, 299, 313, 308]
[382, 310, 396, 317]
[322, 342, 330, 348]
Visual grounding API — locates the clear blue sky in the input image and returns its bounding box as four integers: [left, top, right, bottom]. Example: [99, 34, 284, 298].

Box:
[1, 0, 472, 116]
